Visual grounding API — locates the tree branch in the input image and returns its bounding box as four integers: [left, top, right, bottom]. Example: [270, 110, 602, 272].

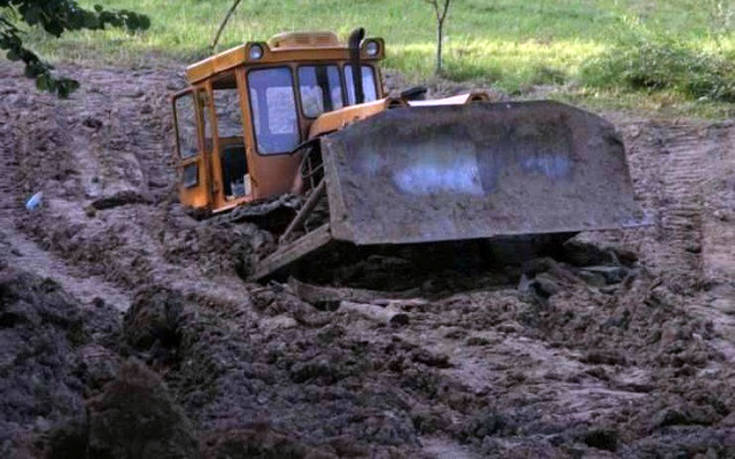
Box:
[211, 0, 243, 53]
[423, 0, 452, 74]
[438, 0, 450, 24]
[423, 0, 440, 21]
[0, 1, 149, 97]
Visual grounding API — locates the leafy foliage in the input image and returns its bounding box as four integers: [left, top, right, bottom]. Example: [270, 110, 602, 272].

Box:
[581, 36, 735, 102]
[0, 1, 149, 97]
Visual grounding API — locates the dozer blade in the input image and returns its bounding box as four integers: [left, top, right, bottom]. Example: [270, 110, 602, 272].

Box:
[320, 101, 647, 246]
[250, 100, 648, 282]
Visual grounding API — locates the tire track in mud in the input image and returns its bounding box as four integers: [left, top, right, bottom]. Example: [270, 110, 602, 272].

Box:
[666, 123, 735, 360]
[638, 120, 735, 291]
[0, 77, 132, 310]
[0, 63, 264, 314]
[698, 122, 735, 361]
[2, 65, 206, 309]
[633, 120, 735, 362]
[701, 123, 735, 287]
[0, 226, 133, 310]
[655, 125, 706, 290]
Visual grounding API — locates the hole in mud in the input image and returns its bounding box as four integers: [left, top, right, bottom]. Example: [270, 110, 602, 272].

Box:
[281, 233, 575, 295]
[0, 312, 23, 328]
[310, 299, 341, 312]
[582, 428, 618, 452]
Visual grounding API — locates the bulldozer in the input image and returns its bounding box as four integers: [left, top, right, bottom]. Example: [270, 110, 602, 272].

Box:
[171, 28, 646, 282]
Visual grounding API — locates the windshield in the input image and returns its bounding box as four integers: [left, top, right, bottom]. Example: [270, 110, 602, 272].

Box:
[247, 67, 300, 155]
[298, 65, 343, 118]
[344, 65, 378, 105]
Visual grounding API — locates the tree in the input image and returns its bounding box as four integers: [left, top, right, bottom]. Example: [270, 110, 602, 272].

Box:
[423, 0, 452, 75]
[0, 1, 149, 97]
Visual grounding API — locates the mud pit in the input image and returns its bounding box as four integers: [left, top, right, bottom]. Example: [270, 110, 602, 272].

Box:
[1, 61, 735, 458]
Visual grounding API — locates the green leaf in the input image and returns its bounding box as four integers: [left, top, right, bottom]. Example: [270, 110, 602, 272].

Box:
[35, 74, 49, 91]
[3, 0, 149, 98]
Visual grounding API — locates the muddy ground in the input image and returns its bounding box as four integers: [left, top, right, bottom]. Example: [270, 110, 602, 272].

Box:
[1, 60, 734, 458]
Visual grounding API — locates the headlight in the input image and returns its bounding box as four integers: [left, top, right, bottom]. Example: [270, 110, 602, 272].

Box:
[365, 40, 379, 57]
[249, 44, 264, 60]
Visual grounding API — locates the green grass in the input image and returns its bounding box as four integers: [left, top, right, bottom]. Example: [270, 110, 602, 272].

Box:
[9, 0, 735, 117]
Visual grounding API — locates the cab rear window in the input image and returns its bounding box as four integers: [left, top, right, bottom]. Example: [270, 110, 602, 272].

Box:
[298, 65, 344, 118]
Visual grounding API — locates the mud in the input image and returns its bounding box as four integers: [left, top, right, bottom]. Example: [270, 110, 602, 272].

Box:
[1, 61, 735, 458]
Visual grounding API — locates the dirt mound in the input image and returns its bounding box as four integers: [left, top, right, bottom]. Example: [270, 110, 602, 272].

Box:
[0, 264, 123, 457]
[0, 266, 86, 455]
[123, 286, 417, 456]
[0, 264, 201, 458]
[200, 426, 335, 459]
[86, 359, 200, 459]
[115, 253, 735, 457]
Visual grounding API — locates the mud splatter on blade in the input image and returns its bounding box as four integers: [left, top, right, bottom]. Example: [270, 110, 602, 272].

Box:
[320, 101, 647, 245]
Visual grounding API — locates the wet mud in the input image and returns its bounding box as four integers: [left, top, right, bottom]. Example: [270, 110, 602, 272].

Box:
[1, 61, 734, 458]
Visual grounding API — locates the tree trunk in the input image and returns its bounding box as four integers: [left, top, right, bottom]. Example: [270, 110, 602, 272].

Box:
[436, 20, 443, 74]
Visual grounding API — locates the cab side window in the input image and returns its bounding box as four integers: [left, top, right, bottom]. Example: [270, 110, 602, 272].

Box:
[213, 88, 243, 138]
[199, 90, 213, 152]
[248, 67, 300, 155]
[174, 92, 200, 189]
[212, 78, 249, 199]
[174, 94, 197, 159]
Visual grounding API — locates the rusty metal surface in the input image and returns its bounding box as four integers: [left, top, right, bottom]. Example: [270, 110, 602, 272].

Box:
[320, 101, 647, 245]
[250, 224, 333, 281]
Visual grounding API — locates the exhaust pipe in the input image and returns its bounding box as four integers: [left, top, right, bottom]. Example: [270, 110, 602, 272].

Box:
[348, 28, 365, 105]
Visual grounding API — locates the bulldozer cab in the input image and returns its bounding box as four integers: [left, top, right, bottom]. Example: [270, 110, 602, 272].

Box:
[172, 31, 385, 213]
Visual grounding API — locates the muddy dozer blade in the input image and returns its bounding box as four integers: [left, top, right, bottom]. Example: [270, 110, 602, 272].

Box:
[250, 100, 648, 282]
[321, 101, 647, 245]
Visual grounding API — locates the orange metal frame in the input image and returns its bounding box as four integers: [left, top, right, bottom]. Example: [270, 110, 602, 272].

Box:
[172, 32, 387, 213]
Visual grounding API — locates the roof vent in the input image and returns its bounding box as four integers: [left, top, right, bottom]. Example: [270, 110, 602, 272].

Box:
[268, 31, 341, 49]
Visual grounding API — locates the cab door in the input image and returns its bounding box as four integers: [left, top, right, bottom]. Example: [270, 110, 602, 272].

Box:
[241, 65, 304, 199]
[209, 70, 252, 211]
[173, 88, 212, 209]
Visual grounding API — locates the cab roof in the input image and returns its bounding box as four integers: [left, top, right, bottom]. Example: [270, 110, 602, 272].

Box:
[186, 31, 384, 84]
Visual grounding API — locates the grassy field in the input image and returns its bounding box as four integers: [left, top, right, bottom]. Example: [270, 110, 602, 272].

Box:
[13, 0, 735, 117]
